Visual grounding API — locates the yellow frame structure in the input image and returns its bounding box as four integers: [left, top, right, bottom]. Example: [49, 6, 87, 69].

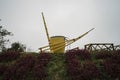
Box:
[39, 12, 94, 53]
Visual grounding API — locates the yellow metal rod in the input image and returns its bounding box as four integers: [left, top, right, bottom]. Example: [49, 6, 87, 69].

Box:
[39, 42, 65, 51]
[41, 12, 50, 43]
[67, 28, 95, 43]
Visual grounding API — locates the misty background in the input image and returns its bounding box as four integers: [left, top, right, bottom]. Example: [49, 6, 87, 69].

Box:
[0, 0, 120, 52]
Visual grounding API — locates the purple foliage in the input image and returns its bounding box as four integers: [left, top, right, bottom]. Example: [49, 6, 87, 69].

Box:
[33, 64, 46, 80]
[0, 51, 20, 62]
[76, 49, 91, 60]
[102, 50, 120, 79]
[82, 61, 100, 80]
[0, 64, 8, 75]
[33, 52, 51, 80]
[3, 54, 36, 80]
[65, 49, 99, 80]
[102, 59, 120, 79]
[95, 51, 112, 59]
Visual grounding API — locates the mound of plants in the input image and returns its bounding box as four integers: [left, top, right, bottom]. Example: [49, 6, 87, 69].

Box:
[0, 50, 120, 80]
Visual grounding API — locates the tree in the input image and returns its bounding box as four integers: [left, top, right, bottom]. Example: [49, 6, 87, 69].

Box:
[9, 42, 26, 52]
[0, 26, 12, 52]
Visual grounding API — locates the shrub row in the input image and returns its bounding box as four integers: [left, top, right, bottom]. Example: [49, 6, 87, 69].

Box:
[33, 52, 51, 80]
[102, 50, 120, 79]
[3, 54, 36, 80]
[0, 51, 20, 62]
[65, 50, 99, 80]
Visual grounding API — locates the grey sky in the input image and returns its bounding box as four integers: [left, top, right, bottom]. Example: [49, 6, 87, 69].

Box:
[0, 0, 120, 52]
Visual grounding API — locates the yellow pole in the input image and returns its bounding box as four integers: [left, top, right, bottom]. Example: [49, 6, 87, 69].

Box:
[66, 28, 95, 43]
[41, 12, 50, 43]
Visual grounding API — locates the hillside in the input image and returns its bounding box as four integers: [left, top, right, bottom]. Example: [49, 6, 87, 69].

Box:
[0, 50, 120, 80]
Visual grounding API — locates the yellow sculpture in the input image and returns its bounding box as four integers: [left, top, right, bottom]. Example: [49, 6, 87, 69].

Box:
[39, 12, 94, 53]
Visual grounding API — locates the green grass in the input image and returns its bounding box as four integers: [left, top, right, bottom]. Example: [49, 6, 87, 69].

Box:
[46, 53, 67, 80]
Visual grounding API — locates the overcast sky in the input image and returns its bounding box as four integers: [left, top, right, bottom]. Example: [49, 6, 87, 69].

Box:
[0, 0, 120, 52]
